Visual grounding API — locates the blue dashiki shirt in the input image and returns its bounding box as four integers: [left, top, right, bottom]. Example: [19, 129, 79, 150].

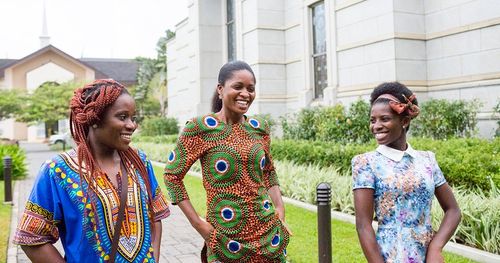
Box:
[14, 149, 170, 263]
[352, 144, 446, 263]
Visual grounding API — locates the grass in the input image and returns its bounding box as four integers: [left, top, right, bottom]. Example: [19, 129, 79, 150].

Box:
[0, 181, 12, 263]
[152, 165, 477, 262]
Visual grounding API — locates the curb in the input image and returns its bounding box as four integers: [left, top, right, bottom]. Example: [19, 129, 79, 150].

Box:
[151, 160, 500, 263]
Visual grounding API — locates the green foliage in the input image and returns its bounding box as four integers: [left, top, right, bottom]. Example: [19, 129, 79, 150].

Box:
[0, 90, 25, 120]
[281, 107, 318, 140]
[0, 145, 27, 180]
[410, 137, 500, 190]
[271, 139, 375, 175]
[140, 116, 179, 136]
[132, 134, 179, 144]
[271, 137, 500, 190]
[494, 100, 500, 137]
[411, 99, 481, 139]
[432, 181, 500, 254]
[281, 99, 372, 144]
[0, 181, 13, 262]
[16, 81, 78, 125]
[345, 100, 372, 144]
[134, 29, 175, 118]
[315, 105, 349, 142]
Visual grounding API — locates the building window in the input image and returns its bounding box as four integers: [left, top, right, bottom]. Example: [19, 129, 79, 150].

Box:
[311, 1, 327, 99]
[226, 0, 236, 61]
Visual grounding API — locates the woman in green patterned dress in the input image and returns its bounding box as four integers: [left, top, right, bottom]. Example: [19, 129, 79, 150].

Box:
[164, 61, 290, 262]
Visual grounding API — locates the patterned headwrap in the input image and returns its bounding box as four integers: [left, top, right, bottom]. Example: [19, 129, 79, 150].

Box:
[376, 93, 420, 119]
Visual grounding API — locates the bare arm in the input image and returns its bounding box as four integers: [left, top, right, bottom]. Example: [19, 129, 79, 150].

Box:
[353, 189, 384, 263]
[152, 221, 162, 261]
[177, 200, 213, 240]
[426, 183, 461, 262]
[21, 244, 65, 263]
[268, 185, 285, 221]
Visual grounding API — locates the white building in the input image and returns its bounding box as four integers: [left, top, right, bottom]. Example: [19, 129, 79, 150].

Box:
[167, 0, 500, 137]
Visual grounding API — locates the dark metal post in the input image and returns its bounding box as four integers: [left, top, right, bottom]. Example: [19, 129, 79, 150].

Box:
[317, 182, 332, 263]
[3, 156, 13, 203]
[62, 140, 66, 151]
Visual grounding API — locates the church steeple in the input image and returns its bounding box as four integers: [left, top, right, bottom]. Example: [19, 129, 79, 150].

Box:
[39, 0, 50, 47]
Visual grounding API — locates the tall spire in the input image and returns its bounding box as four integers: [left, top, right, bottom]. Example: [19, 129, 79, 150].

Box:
[39, 0, 50, 47]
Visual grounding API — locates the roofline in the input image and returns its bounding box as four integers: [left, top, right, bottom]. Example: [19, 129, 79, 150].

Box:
[0, 45, 106, 76]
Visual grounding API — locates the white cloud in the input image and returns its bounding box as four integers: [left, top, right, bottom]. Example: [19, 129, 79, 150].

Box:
[0, 0, 188, 59]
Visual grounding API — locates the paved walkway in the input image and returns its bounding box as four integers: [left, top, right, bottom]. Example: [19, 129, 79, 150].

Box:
[8, 142, 203, 263]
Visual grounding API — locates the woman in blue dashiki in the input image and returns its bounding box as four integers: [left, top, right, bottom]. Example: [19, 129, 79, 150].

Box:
[14, 79, 170, 262]
[352, 82, 461, 263]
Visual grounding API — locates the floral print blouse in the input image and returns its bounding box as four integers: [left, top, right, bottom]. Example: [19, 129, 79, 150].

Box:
[352, 144, 446, 263]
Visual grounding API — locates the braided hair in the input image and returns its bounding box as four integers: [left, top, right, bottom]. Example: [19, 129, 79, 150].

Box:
[69, 79, 155, 230]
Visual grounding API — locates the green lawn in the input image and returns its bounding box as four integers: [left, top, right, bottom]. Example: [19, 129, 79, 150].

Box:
[153, 165, 476, 262]
[0, 181, 12, 263]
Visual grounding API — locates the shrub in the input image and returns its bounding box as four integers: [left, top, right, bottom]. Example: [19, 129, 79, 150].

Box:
[345, 100, 371, 144]
[281, 99, 372, 143]
[140, 116, 179, 136]
[281, 107, 318, 140]
[315, 105, 349, 142]
[411, 99, 481, 139]
[271, 137, 500, 190]
[271, 139, 374, 175]
[132, 134, 179, 144]
[494, 100, 500, 137]
[411, 137, 500, 190]
[0, 145, 27, 180]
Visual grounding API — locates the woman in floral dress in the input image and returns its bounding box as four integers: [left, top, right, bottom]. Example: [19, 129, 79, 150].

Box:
[164, 61, 290, 262]
[352, 82, 461, 263]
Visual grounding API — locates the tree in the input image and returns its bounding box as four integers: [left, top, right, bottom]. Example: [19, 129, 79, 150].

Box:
[134, 29, 175, 119]
[16, 81, 78, 136]
[0, 90, 24, 120]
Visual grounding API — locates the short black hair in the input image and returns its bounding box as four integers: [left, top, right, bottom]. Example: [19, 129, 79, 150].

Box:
[370, 81, 418, 108]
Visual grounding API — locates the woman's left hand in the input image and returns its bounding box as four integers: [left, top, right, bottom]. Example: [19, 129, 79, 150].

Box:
[426, 246, 444, 263]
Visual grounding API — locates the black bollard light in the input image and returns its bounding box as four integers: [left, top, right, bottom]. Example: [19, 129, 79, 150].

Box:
[317, 182, 332, 263]
[3, 156, 13, 203]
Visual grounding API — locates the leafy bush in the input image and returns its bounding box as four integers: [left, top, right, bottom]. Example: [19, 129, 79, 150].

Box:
[494, 100, 500, 137]
[315, 105, 349, 142]
[281, 99, 372, 143]
[140, 116, 179, 136]
[411, 99, 481, 139]
[281, 107, 318, 140]
[0, 145, 27, 180]
[271, 137, 500, 190]
[132, 134, 179, 144]
[345, 100, 371, 144]
[432, 180, 500, 253]
[271, 139, 374, 175]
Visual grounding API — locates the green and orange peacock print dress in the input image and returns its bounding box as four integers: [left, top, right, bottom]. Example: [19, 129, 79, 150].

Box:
[164, 114, 289, 262]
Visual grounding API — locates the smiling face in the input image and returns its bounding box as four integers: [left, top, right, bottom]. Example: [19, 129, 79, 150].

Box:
[217, 69, 256, 117]
[91, 93, 137, 152]
[370, 102, 410, 150]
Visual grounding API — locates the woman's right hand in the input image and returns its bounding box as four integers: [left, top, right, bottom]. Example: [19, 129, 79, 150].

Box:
[194, 219, 215, 241]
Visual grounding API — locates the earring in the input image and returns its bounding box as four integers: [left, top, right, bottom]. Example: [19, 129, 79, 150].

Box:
[218, 94, 222, 99]
[92, 124, 97, 129]
[402, 125, 406, 129]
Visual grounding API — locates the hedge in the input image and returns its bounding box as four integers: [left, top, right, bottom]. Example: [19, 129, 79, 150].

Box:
[271, 137, 500, 191]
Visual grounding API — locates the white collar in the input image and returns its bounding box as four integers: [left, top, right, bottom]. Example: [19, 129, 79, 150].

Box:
[376, 144, 417, 162]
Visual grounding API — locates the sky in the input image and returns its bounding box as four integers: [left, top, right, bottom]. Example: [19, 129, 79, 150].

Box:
[0, 0, 188, 59]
